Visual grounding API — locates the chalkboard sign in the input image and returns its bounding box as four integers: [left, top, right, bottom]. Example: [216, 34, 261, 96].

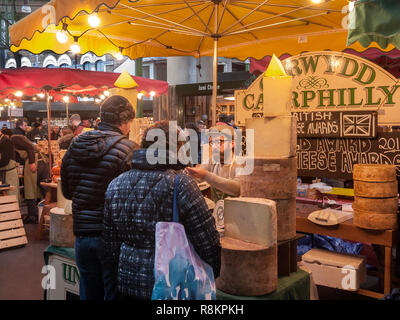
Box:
[294, 111, 377, 138]
[297, 131, 400, 179]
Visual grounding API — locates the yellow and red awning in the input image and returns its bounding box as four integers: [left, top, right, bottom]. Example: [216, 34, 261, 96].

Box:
[10, 0, 393, 61]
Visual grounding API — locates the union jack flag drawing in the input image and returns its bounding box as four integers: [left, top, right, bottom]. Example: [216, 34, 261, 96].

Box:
[341, 113, 375, 137]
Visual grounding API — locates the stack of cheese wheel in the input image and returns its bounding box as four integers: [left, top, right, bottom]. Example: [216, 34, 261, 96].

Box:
[240, 115, 297, 241]
[216, 197, 278, 296]
[353, 164, 398, 230]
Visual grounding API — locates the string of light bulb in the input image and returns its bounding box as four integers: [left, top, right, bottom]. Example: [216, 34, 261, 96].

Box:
[5, 88, 155, 102]
[49, 0, 330, 61]
[54, 11, 198, 58]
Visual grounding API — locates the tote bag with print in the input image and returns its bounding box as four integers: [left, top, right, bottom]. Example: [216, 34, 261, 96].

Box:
[151, 174, 216, 300]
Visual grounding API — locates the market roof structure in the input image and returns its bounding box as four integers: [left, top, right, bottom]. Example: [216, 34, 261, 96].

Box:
[9, 0, 376, 125]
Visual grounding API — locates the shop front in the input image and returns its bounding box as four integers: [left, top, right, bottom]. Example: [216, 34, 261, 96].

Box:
[170, 72, 252, 127]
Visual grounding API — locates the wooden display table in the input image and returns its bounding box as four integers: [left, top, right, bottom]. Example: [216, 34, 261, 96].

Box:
[296, 202, 398, 299]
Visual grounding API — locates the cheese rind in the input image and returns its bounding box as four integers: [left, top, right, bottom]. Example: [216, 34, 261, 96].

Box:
[354, 180, 398, 198]
[245, 116, 297, 158]
[238, 156, 297, 200]
[353, 210, 398, 230]
[224, 197, 277, 248]
[216, 239, 277, 296]
[353, 196, 398, 214]
[353, 164, 396, 182]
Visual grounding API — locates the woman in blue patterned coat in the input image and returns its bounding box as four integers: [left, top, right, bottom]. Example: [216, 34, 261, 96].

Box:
[103, 121, 221, 300]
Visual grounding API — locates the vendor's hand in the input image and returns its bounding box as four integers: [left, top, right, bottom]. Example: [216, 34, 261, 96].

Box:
[185, 167, 208, 180]
[29, 163, 37, 173]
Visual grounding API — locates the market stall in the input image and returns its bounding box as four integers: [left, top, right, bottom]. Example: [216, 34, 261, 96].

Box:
[234, 50, 400, 298]
[6, 0, 400, 302]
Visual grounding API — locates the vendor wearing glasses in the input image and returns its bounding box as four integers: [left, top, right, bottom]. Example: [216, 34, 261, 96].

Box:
[185, 124, 241, 201]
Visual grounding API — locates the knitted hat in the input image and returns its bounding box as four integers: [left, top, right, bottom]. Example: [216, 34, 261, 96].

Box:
[100, 95, 135, 125]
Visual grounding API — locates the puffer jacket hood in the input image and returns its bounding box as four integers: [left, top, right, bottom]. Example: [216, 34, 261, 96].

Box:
[69, 130, 124, 163]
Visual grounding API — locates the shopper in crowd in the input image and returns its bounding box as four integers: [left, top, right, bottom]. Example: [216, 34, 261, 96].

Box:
[58, 127, 74, 150]
[197, 119, 210, 158]
[8, 125, 41, 224]
[40, 120, 49, 140]
[185, 124, 241, 200]
[27, 122, 44, 142]
[61, 95, 137, 300]
[82, 119, 92, 129]
[13, 118, 29, 136]
[228, 114, 238, 129]
[69, 114, 85, 136]
[197, 119, 206, 131]
[216, 113, 230, 126]
[94, 117, 101, 130]
[103, 120, 221, 300]
[184, 122, 202, 165]
[50, 125, 60, 140]
[0, 129, 20, 202]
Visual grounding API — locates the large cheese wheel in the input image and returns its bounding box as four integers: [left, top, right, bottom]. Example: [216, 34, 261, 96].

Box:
[239, 157, 297, 200]
[50, 208, 75, 247]
[354, 181, 398, 198]
[353, 164, 396, 182]
[239, 157, 297, 242]
[353, 197, 398, 215]
[216, 237, 277, 296]
[224, 197, 277, 248]
[353, 210, 398, 230]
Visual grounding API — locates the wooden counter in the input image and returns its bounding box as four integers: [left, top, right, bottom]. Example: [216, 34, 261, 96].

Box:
[296, 202, 398, 299]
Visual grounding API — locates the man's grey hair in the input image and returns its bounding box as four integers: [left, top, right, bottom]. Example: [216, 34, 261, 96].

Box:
[69, 114, 81, 123]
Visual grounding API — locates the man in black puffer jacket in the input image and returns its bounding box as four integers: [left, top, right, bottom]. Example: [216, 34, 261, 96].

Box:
[61, 95, 138, 300]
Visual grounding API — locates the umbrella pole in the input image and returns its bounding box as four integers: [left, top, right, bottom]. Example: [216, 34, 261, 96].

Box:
[46, 93, 52, 177]
[66, 101, 69, 127]
[212, 38, 218, 127]
[212, 2, 219, 127]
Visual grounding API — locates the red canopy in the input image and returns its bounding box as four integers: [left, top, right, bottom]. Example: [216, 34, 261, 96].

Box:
[0, 68, 169, 102]
[250, 48, 400, 78]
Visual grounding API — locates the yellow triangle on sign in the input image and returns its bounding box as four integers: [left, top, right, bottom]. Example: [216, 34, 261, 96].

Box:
[264, 54, 288, 77]
[114, 70, 138, 89]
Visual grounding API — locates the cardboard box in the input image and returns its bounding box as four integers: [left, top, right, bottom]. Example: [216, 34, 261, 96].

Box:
[301, 248, 366, 291]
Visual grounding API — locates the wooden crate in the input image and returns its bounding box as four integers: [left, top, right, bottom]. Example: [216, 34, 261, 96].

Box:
[0, 195, 28, 250]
